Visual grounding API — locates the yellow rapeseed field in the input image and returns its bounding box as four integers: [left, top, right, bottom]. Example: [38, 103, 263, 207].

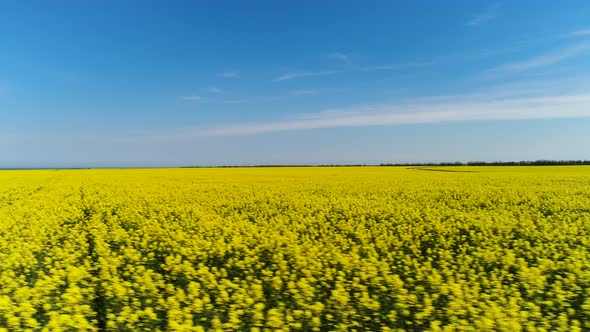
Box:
[1, 166, 589, 331]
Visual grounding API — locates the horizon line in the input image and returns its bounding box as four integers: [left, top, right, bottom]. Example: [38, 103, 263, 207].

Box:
[2, 159, 590, 170]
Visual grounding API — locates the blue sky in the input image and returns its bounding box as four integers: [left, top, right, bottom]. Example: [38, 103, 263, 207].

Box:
[2, 1, 590, 167]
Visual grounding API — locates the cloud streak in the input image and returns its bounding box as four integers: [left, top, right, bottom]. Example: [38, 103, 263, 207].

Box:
[169, 88, 590, 137]
[325, 52, 351, 63]
[208, 86, 223, 93]
[488, 42, 590, 73]
[359, 62, 434, 71]
[274, 70, 341, 82]
[219, 70, 239, 78]
[180, 96, 201, 101]
[222, 99, 247, 104]
[291, 89, 317, 96]
[571, 29, 590, 36]
[467, 4, 500, 26]
[274, 61, 430, 81]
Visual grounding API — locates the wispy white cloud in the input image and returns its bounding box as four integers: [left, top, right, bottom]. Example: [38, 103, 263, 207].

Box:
[208, 86, 223, 93]
[180, 96, 201, 101]
[571, 29, 590, 36]
[325, 52, 351, 63]
[359, 62, 434, 71]
[467, 3, 500, 26]
[488, 42, 590, 73]
[219, 70, 239, 78]
[274, 70, 341, 82]
[167, 84, 590, 137]
[291, 89, 317, 96]
[222, 99, 247, 104]
[417, 77, 590, 103]
[274, 61, 430, 82]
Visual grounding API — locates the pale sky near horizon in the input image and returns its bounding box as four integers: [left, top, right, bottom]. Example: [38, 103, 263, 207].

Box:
[2, 1, 590, 167]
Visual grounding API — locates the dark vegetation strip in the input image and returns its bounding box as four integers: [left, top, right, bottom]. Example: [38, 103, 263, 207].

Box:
[182, 160, 590, 168]
[408, 167, 478, 173]
[2, 160, 590, 170]
[381, 160, 590, 167]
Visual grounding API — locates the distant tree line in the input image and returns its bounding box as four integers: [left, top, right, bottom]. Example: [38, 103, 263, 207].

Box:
[4, 161, 589, 171]
[379, 160, 590, 167]
[178, 160, 590, 168]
